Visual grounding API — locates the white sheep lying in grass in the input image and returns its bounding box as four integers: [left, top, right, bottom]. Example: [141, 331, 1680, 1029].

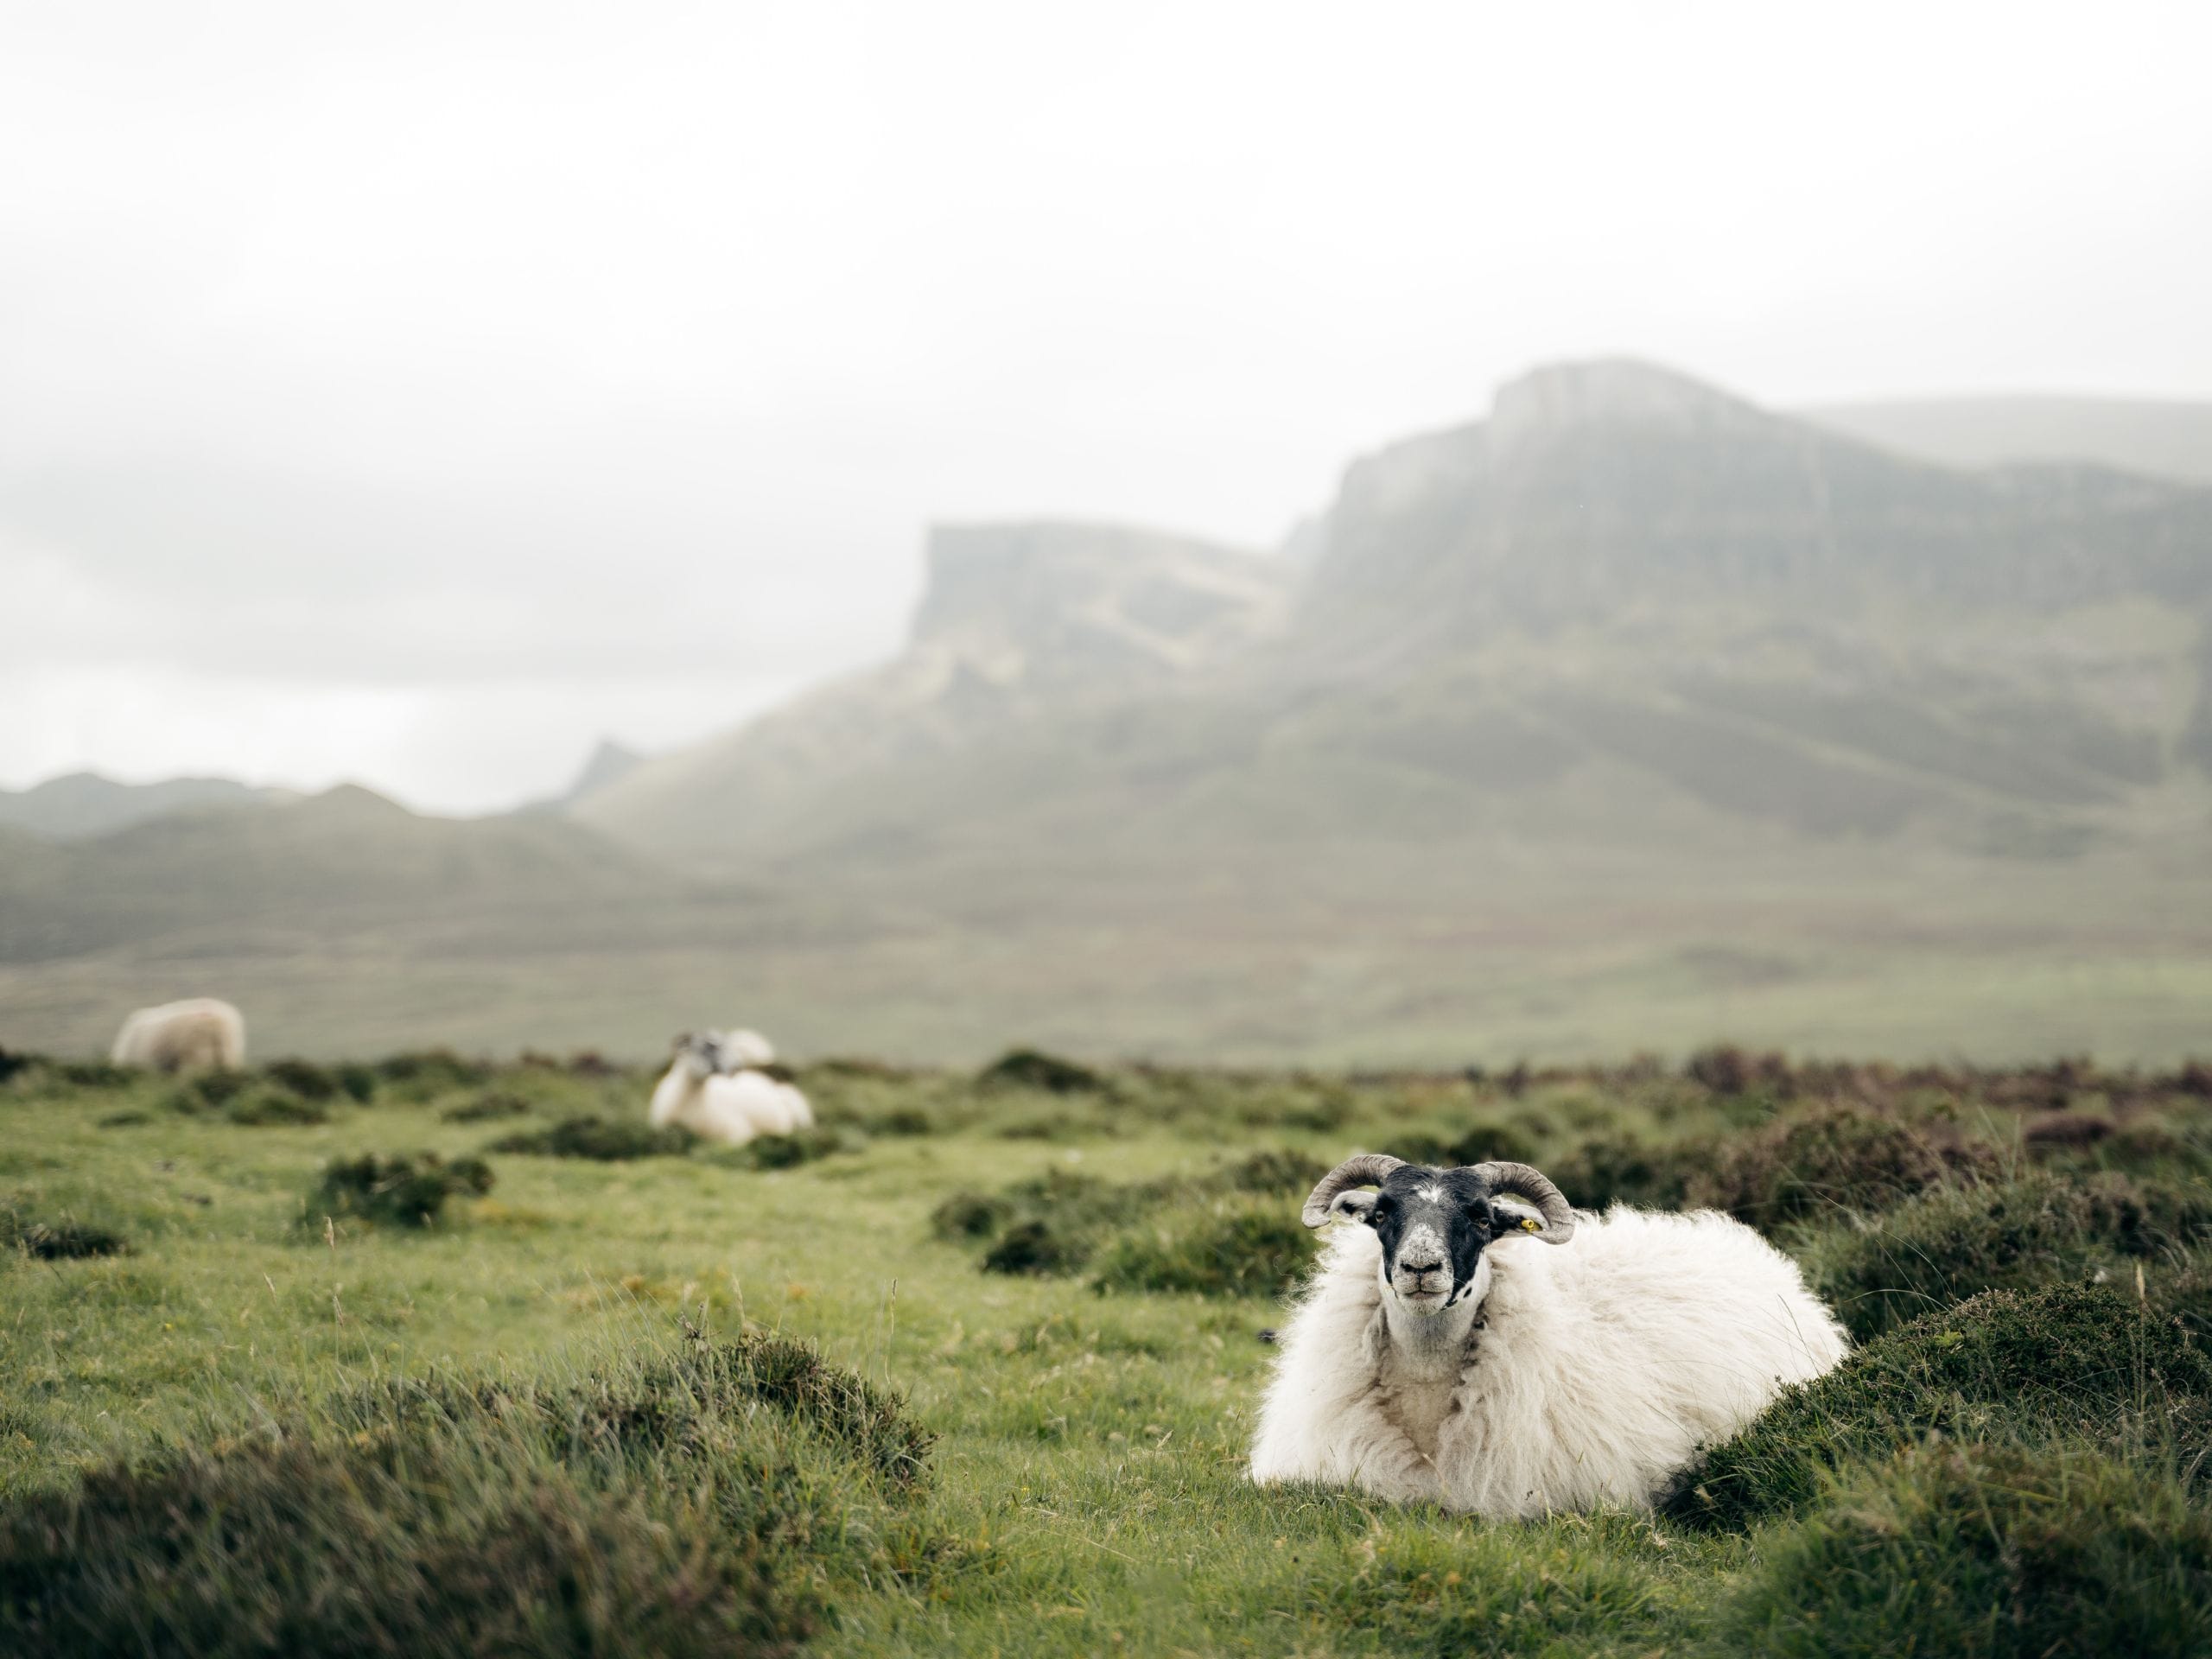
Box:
[649, 1033, 812, 1145]
[110, 998, 245, 1072]
[1249, 1153, 1847, 1517]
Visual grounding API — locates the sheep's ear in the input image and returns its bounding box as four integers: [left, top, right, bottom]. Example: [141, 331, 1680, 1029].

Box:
[1329, 1189, 1381, 1226]
[1491, 1197, 1549, 1237]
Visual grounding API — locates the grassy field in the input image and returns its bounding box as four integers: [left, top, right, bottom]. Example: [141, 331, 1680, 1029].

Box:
[4, 1046, 2211, 1655]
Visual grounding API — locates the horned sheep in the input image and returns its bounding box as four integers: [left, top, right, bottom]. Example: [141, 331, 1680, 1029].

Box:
[1249, 1153, 1847, 1517]
[110, 998, 245, 1073]
[649, 1033, 812, 1145]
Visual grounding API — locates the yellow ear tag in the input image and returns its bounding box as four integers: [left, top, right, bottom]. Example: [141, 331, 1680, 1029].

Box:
[1519, 1216, 1540, 1232]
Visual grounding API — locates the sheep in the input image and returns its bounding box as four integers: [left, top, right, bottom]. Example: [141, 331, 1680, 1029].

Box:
[110, 998, 245, 1073]
[649, 1033, 812, 1146]
[707, 1027, 812, 1131]
[1249, 1152, 1847, 1517]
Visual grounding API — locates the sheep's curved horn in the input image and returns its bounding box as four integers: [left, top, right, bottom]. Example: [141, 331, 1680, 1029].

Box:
[1300, 1153, 1405, 1228]
[1468, 1160, 1575, 1244]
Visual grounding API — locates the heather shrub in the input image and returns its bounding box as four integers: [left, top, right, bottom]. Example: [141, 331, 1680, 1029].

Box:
[488, 1116, 696, 1160]
[1667, 1282, 2212, 1531]
[307, 1153, 495, 1230]
[977, 1047, 1106, 1095]
[1688, 1105, 1999, 1232]
[1802, 1171, 2212, 1339]
[0, 1333, 934, 1657]
[261, 1058, 340, 1103]
[1090, 1203, 1314, 1298]
[1712, 1442, 2212, 1658]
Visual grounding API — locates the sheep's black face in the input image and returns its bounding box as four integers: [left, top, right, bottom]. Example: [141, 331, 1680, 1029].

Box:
[1339, 1166, 1503, 1315]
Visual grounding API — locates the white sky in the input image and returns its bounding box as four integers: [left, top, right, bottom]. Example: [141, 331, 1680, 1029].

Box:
[3, 0, 2209, 814]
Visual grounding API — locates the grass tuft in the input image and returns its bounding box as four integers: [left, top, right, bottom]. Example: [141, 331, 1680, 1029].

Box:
[1090, 1203, 1315, 1298]
[441, 1090, 533, 1122]
[488, 1115, 696, 1160]
[1712, 1441, 2212, 1658]
[1802, 1171, 2212, 1339]
[1687, 1104, 1999, 1232]
[1667, 1281, 2212, 1530]
[306, 1152, 495, 1230]
[977, 1047, 1107, 1095]
[3, 1211, 127, 1259]
[0, 1332, 935, 1658]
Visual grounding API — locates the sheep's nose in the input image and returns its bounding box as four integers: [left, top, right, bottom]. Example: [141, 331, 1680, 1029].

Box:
[1400, 1257, 1443, 1277]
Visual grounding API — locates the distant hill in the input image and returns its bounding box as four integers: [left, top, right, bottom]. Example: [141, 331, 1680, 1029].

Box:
[513, 739, 648, 816]
[0, 783, 690, 963]
[575, 520, 1290, 864]
[9, 361, 2212, 1065]
[0, 772, 286, 841]
[584, 360, 2212, 868]
[1800, 394, 2212, 486]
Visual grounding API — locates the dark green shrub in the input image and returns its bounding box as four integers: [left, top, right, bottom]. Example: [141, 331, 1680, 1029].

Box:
[333, 1062, 378, 1103]
[650, 1332, 935, 1488]
[373, 1048, 491, 1094]
[1090, 1205, 1314, 1297]
[1212, 1147, 1328, 1194]
[169, 1069, 251, 1111]
[1548, 1131, 1700, 1211]
[262, 1058, 339, 1102]
[226, 1089, 327, 1126]
[930, 1191, 1012, 1241]
[982, 1219, 1086, 1276]
[1711, 1442, 2212, 1658]
[54, 1061, 132, 1090]
[864, 1106, 932, 1136]
[3, 1213, 126, 1259]
[977, 1047, 1105, 1095]
[307, 1153, 495, 1230]
[442, 1090, 532, 1122]
[95, 1111, 148, 1128]
[488, 1116, 696, 1160]
[1804, 1172, 2212, 1339]
[745, 1128, 845, 1170]
[1688, 1106, 1999, 1232]
[996, 1114, 1084, 1141]
[1667, 1283, 2212, 1531]
[0, 1333, 935, 1658]
[1272, 1089, 1352, 1133]
[0, 1047, 35, 1084]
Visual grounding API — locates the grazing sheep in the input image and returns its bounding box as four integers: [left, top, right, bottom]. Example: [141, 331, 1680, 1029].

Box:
[110, 998, 245, 1072]
[1249, 1153, 1847, 1517]
[649, 1033, 812, 1146]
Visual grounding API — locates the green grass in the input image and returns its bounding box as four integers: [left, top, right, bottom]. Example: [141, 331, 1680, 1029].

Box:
[3, 1052, 2209, 1655]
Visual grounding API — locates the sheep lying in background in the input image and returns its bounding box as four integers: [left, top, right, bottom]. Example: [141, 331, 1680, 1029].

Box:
[649, 1033, 812, 1146]
[111, 998, 245, 1072]
[708, 1027, 810, 1131]
[1249, 1153, 1847, 1517]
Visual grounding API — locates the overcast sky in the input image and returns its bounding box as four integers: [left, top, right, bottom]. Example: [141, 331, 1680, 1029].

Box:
[3, 0, 2209, 814]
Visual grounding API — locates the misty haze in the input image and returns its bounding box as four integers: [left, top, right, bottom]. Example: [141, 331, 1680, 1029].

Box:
[6, 5, 2212, 1656]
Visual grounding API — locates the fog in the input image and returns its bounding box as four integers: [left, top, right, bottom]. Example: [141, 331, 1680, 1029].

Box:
[4, 0, 2209, 812]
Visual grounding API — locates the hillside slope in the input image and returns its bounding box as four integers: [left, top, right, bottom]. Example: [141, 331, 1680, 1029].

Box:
[582, 361, 2212, 876]
[1802, 392, 2212, 485]
[0, 772, 287, 841]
